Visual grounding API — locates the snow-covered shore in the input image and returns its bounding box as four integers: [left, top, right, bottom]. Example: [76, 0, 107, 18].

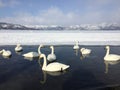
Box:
[0, 30, 120, 45]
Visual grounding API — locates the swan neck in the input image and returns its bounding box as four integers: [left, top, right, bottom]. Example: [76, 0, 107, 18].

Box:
[105, 48, 110, 57]
[76, 42, 78, 45]
[42, 55, 47, 70]
[38, 46, 41, 54]
[51, 47, 54, 54]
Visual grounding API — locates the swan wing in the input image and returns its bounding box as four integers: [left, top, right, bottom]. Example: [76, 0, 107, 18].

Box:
[82, 49, 91, 54]
[46, 62, 69, 72]
[2, 50, 11, 56]
[15, 46, 23, 51]
[104, 54, 120, 61]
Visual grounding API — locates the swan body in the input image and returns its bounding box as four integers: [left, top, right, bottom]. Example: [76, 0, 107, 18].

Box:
[40, 54, 70, 72]
[104, 46, 120, 61]
[23, 52, 39, 58]
[15, 44, 23, 52]
[73, 41, 79, 49]
[23, 44, 43, 58]
[47, 46, 56, 62]
[1, 49, 12, 57]
[80, 48, 91, 55]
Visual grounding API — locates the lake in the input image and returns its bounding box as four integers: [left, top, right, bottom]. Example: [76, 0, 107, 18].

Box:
[0, 45, 120, 90]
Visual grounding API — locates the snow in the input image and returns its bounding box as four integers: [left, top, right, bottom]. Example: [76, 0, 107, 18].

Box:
[0, 30, 120, 45]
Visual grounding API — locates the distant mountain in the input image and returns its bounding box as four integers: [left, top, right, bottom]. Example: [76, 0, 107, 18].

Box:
[0, 22, 120, 30]
[0, 22, 28, 30]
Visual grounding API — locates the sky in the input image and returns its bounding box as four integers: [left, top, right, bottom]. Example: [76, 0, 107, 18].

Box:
[0, 0, 120, 25]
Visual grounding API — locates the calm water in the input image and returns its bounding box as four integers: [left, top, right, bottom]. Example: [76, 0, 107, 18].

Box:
[0, 45, 120, 90]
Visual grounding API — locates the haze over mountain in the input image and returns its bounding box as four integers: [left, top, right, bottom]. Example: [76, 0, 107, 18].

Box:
[0, 22, 120, 30]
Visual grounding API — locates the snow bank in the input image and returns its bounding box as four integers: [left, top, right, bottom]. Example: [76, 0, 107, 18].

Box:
[0, 30, 120, 45]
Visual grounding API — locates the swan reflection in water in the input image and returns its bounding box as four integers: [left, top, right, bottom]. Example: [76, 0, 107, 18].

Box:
[15, 51, 22, 55]
[24, 57, 38, 61]
[80, 54, 90, 60]
[38, 59, 68, 84]
[104, 60, 120, 74]
[74, 49, 79, 56]
[2, 55, 12, 59]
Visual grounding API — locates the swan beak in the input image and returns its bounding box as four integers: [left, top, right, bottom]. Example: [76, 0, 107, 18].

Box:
[39, 54, 44, 59]
[40, 45, 44, 48]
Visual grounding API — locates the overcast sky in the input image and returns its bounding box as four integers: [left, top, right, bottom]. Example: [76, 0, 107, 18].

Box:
[0, 0, 120, 25]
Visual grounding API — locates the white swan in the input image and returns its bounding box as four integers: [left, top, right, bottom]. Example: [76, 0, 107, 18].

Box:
[40, 54, 70, 72]
[80, 48, 91, 55]
[15, 44, 23, 52]
[73, 41, 79, 49]
[23, 44, 43, 58]
[47, 46, 56, 62]
[1, 49, 12, 57]
[104, 46, 120, 61]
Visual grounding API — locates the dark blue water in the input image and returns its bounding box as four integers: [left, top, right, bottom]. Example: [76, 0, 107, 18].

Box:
[0, 45, 120, 90]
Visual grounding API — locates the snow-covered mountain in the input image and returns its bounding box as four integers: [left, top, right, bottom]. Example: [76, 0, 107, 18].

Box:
[0, 22, 28, 30]
[0, 22, 120, 30]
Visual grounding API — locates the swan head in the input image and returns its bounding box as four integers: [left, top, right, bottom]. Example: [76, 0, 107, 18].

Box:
[105, 45, 110, 50]
[2, 49, 5, 52]
[40, 54, 45, 59]
[50, 46, 54, 49]
[17, 44, 21, 47]
[75, 41, 79, 44]
[80, 48, 85, 52]
[40, 44, 44, 48]
[0, 50, 3, 54]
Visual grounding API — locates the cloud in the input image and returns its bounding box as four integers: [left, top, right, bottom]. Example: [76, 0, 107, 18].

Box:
[0, 6, 120, 25]
[0, 0, 19, 8]
[0, 7, 79, 25]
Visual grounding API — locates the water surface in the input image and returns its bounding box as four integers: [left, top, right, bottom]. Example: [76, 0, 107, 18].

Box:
[0, 45, 120, 90]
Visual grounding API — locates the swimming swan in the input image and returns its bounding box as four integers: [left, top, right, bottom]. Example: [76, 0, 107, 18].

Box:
[23, 44, 43, 58]
[40, 54, 70, 72]
[15, 44, 23, 52]
[47, 46, 56, 62]
[1, 49, 12, 57]
[73, 41, 79, 49]
[80, 48, 91, 55]
[104, 46, 120, 61]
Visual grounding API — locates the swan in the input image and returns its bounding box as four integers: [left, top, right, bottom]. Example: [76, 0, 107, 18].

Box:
[104, 46, 120, 61]
[47, 46, 56, 62]
[40, 54, 70, 72]
[23, 44, 43, 58]
[15, 44, 23, 52]
[80, 48, 91, 55]
[1, 49, 12, 57]
[73, 41, 79, 49]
